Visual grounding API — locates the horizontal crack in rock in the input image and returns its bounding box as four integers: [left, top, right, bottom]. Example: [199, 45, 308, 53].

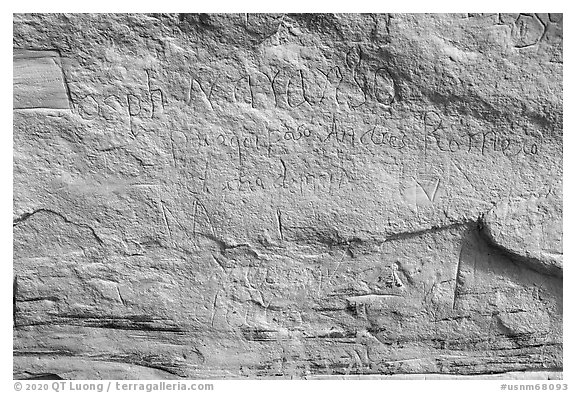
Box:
[13, 208, 104, 245]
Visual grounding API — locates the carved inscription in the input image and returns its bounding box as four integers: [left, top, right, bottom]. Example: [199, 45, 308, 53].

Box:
[64, 46, 544, 201]
[13, 13, 562, 379]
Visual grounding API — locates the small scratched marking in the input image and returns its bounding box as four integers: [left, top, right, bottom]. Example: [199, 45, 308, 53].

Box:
[13, 49, 70, 110]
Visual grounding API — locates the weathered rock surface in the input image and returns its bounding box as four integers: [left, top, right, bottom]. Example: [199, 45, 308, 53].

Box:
[13, 13, 562, 379]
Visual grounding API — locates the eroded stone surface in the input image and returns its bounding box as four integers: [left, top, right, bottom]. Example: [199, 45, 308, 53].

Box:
[482, 193, 563, 277]
[13, 13, 562, 379]
[13, 50, 70, 110]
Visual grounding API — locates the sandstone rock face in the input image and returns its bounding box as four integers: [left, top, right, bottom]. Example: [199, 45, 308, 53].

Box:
[13, 13, 562, 379]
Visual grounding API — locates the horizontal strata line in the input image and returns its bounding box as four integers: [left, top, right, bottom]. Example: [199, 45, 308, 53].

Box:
[14, 321, 185, 333]
[384, 220, 478, 242]
[285, 219, 479, 248]
[14, 356, 185, 378]
[307, 367, 563, 379]
[13, 107, 70, 111]
[305, 370, 563, 380]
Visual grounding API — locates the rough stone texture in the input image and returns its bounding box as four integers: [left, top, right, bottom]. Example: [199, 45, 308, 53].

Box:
[13, 13, 562, 379]
[13, 49, 70, 110]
